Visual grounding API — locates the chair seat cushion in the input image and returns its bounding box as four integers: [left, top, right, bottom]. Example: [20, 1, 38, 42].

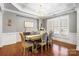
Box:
[39, 42, 46, 46]
[24, 42, 33, 48]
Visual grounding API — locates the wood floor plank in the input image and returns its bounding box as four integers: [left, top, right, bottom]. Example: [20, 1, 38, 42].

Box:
[0, 40, 78, 56]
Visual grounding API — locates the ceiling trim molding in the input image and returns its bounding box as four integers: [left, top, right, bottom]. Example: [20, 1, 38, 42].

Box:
[0, 3, 39, 19]
[11, 3, 40, 17]
[3, 8, 38, 20]
[46, 8, 76, 20]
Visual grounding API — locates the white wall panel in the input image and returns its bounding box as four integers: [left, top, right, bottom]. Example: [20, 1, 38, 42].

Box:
[0, 32, 21, 47]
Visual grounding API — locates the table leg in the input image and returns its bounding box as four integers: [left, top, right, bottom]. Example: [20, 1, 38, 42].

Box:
[41, 45, 43, 53]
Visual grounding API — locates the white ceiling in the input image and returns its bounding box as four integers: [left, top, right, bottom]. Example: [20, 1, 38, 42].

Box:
[12, 3, 76, 18]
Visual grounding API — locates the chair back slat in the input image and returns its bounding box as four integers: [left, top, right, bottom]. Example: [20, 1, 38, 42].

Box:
[48, 32, 53, 40]
[41, 32, 48, 42]
[19, 32, 25, 42]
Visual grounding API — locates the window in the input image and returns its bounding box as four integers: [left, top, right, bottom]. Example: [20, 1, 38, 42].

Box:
[47, 15, 69, 35]
[25, 21, 33, 27]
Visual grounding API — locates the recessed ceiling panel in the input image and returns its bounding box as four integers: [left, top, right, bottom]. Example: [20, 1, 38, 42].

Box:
[12, 3, 76, 17]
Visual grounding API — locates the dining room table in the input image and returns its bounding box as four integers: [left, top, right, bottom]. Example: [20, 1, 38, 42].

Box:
[25, 34, 41, 41]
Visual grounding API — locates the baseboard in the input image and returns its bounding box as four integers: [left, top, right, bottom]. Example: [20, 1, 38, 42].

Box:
[53, 40, 76, 49]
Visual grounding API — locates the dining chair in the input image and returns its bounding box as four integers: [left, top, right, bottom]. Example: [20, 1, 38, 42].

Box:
[39, 32, 48, 53]
[48, 31, 53, 49]
[19, 32, 33, 56]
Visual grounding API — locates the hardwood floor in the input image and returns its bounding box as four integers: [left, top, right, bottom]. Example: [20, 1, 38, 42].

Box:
[0, 40, 78, 56]
[24, 44, 76, 56]
[24, 39, 77, 56]
[0, 42, 23, 56]
[76, 50, 79, 56]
